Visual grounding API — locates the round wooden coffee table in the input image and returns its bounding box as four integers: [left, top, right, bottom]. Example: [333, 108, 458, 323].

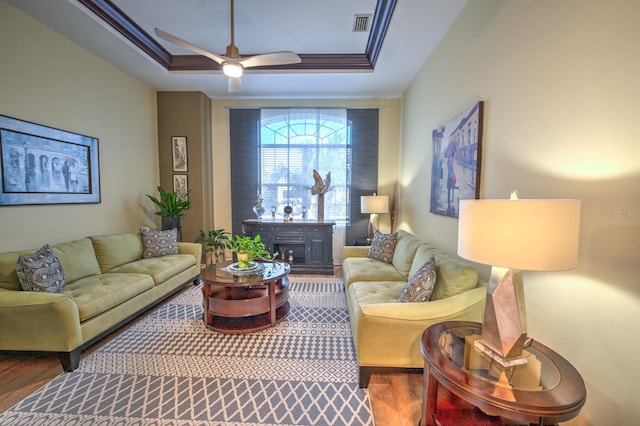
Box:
[420, 321, 586, 425]
[200, 260, 290, 334]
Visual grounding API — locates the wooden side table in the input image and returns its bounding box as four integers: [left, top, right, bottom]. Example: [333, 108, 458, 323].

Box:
[200, 260, 291, 334]
[352, 237, 371, 246]
[420, 321, 586, 426]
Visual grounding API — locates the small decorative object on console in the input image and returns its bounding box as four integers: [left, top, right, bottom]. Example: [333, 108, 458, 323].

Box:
[252, 190, 265, 221]
[310, 169, 331, 222]
[283, 205, 293, 222]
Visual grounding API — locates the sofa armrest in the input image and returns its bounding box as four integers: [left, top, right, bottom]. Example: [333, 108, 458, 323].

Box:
[0, 289, 83, 352]
[349, 285, 487, 368]
[343, 246, 370, 260]
[178, 242, 202, 269]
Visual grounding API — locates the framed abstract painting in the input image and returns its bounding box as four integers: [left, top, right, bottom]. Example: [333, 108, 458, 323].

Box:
[430, 101, 483, 218]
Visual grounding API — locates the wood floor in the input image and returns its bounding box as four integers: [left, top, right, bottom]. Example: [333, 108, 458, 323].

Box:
[0, 270, 424, 425]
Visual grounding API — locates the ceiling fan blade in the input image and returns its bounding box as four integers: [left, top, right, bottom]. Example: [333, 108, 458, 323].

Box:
[154, 28, 228, 65]
[228, 76, 243, 92]
[239, 51, 301, 68]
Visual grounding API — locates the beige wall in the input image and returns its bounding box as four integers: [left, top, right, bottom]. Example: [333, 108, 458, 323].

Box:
[0, 1, 159, 252]
[400, 0, 640, 424]
[210, 99, 402, 235]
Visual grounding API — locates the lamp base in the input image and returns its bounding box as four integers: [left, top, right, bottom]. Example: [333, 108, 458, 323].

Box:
[474, 339, 529, 368]
[480, 266, 529, 358]
[367, 213, 380, 241]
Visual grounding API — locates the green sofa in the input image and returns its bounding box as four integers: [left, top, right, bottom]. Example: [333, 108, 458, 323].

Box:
[342, 230, 487, 387]
[0, 232, 201, 371]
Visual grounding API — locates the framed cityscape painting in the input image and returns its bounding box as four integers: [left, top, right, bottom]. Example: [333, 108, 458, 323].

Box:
[0, 114, 100, 206]
[430, 101, 483, 218]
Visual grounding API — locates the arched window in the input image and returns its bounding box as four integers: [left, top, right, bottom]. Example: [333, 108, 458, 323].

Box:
[230, 108, 378, 244]
[259, 109, 351, 225]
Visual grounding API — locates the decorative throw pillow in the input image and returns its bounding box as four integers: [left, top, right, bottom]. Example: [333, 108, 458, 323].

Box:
[16, 244, 66, 293]
[367, 231, 398, 264]
[399, 255, 437, 302]
[140, 229, 178, 258]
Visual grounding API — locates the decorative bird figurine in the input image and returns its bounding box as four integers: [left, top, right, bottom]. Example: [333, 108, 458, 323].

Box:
[311, 170, 331, 195]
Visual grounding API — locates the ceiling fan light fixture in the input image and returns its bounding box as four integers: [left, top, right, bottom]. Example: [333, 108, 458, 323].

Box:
[222, 62, 243, 78]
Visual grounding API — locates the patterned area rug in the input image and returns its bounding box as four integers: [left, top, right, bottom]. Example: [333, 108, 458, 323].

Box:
[0, 277, 373, 425]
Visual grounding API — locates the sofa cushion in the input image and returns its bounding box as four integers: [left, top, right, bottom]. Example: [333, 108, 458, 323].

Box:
[106, 254, 195, 285]
[349, 281, 408, 307]
[51, 238, 102, 284]
[408, 245, 438, 278]
[140, 229, 179, 259]
[367, 232, 397, 264]
[91, 233, 144, 272]
[431, 258, 479, 301]
[16, 244, 66, 293]
[0, 249, 35, 291]
[61, 273, 154, 321]
[342, 257, 407, 287]
[391, 230, 423, 277]
[399, 255, 437, 303]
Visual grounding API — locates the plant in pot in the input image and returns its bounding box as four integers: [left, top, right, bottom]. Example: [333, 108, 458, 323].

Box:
[230, 234, 275, 269]
[146, 185, 191, 232]
[195, 229, 232, 265]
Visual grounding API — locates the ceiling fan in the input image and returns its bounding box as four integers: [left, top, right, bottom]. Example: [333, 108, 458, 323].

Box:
[154, 0, 301, 92]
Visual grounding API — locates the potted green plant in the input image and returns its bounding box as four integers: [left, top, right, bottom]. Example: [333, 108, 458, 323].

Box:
[195, 229, 232, 265]
[230, 234, 275, 269]
[146, 185, 191, 231]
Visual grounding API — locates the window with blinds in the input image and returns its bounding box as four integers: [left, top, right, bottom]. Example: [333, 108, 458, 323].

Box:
[259, 109, 351, 225]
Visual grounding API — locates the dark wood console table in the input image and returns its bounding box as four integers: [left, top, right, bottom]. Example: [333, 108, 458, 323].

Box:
[242, 219, 334, 274]
[200, 260, 290, 334]
[420, 321, 586, 426]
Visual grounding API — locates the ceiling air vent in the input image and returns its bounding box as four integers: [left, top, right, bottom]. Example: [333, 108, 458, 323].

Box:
[353, 14, 371, 32]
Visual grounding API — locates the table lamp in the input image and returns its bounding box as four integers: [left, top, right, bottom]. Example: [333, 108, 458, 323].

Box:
[361, 193, 389, 241]
[457, 191, 581, 367]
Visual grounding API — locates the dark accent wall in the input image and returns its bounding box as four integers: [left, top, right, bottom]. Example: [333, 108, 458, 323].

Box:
[157, 92, 212, 243]
[346, 109, 379, 244]
[229, 109, 261, 238]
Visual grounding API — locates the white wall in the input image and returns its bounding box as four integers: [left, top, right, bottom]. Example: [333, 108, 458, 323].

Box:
[0, 1, 159, 251]
[400, 0, 639, 424]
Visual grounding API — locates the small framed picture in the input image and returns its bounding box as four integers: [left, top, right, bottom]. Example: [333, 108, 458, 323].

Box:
[173, 174, 188, 203]
[171, 136, 188, 172]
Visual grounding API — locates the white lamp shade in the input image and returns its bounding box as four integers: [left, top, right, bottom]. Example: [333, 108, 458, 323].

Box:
[361, 195, 389, 214]
[458, 199, 581, 271]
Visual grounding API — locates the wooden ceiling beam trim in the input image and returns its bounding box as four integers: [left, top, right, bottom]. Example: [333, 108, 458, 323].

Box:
[77, 0, 172, 67]
[77, 0, 395, 72]
[366, 0, 398, 67]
